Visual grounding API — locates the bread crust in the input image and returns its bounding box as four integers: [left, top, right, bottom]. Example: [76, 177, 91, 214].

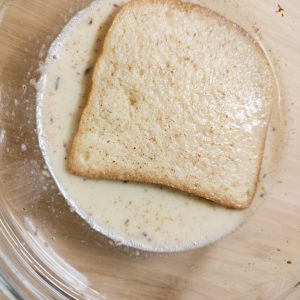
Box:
[68, 0, 275, 209]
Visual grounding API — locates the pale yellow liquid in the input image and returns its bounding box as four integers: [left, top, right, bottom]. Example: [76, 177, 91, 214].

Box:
[37, 0, 282, 252]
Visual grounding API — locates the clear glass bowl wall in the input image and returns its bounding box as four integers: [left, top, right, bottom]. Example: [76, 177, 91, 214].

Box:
[0, 0, 299, 300]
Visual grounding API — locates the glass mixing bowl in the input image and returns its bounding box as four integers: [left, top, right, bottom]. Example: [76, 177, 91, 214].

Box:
[1, 0, 299, 299]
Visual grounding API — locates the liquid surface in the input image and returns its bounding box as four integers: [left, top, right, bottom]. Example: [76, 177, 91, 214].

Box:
[37, 0, 281, 252]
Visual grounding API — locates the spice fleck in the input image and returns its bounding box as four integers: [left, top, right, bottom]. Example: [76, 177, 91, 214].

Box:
[55, 77, 60, 90]
[276, 4, 285, 16]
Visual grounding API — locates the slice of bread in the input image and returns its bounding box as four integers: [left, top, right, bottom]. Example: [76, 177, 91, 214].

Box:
[68, 0, 275, 209]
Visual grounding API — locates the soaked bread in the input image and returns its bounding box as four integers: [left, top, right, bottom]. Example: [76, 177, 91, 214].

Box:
[68, 0, 275, 208]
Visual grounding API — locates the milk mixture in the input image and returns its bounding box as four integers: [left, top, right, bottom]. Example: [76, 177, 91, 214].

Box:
[37, 0, 281, 251]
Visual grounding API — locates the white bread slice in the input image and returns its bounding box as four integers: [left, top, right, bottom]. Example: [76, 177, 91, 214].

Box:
[68, 0, 275, 209]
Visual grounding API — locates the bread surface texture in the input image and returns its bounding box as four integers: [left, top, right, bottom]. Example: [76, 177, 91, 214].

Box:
[68, 0, 275, 209]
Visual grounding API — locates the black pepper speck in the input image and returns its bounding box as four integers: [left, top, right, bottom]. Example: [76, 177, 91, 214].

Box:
[84, 67, 92, 75]
[55, 77, 60, 90]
